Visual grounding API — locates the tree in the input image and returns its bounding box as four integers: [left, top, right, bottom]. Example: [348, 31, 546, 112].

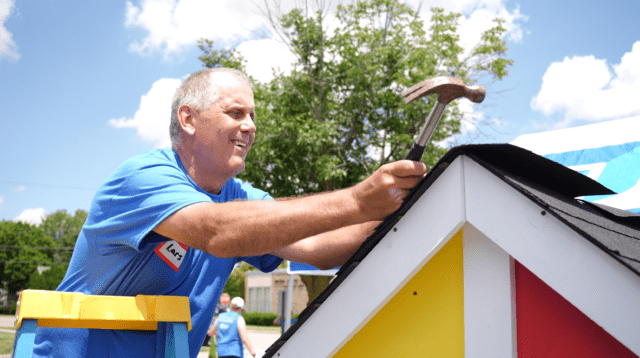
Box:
[39, 209, 88, 264]
[197, 39, 247, 70]
[247, 0, 512, 198]
[27, 264, 68, 291]
[0, 221, 54, 308]
[222, 262, 257, 299]
[200, 0, 513, 301]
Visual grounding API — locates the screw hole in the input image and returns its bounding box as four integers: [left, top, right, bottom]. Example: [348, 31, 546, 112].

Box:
[393, 228, 398, 232]
[541, 211, 546, 216]
[413, 291, 417, 295]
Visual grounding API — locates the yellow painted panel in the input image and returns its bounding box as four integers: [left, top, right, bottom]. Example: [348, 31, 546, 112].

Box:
[16, 290, 191, 331]
[334, 229, 464, 357]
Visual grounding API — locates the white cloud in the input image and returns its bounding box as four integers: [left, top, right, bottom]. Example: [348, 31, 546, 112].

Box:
[457, 5, 526, 55]
[15, 185, 25, 192]
[0, 196, 3, 205]
[109, 78, 182, 148]
[410, 0, 527, 53]
[15, 208, 46, 226]
[125, 0, 266, 59]
[0, 0, 19, 61]
[236, 38, 296, 84]
[123, 0, 317, 81]
[531, 41, 640, 126]
[123, 0, 526, 78]
[437, 101, 491, 147]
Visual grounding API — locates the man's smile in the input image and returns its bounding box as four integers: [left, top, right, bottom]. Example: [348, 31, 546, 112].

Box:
[232, 139, 248, 148]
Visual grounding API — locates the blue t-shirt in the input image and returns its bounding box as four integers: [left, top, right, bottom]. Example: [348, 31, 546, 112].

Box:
[216, 311, 243, 357]
[32, 148, 283, 358]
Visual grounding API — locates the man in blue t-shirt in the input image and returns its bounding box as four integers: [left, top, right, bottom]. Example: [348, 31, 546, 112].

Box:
[32, 68, 426, 358]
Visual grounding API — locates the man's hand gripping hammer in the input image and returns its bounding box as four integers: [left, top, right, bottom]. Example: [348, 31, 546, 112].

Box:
[403, 77, 486, 161]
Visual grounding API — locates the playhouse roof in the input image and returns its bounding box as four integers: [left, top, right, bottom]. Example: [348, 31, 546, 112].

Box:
[263, 144, 640, 358]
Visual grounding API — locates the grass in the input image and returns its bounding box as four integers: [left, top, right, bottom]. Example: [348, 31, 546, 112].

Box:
[0, 331, 14, 355]
[0, 315, 15, 355]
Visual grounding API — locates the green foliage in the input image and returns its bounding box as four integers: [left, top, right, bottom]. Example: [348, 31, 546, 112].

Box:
[39, 209, 87, 264]
[27, 264, 68, 291]
[197, 0, 513, 198]
[470, 18, 514, 80]
[0, 221, 54, 296]
[241, 311, 279, 326]
[222, 268, 245, 299]
[198, 39, 246, 70]
[221, 262, 257, 300]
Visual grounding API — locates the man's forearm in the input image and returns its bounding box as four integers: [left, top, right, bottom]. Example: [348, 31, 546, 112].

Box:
[155, 187, 369, 258]
[270, 221, 381, 270]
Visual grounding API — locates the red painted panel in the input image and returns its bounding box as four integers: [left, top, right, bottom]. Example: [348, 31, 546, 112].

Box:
[515, 261, 638, 358]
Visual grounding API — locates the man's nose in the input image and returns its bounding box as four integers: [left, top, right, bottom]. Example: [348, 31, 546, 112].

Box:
[240, 114, 256, 134]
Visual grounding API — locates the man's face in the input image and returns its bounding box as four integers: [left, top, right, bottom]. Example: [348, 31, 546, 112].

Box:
[193, 81, 256, 182]
[220, 294, 230, 305]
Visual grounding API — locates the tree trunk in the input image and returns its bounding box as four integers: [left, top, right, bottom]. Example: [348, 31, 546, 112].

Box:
[300, 275, 333, 302]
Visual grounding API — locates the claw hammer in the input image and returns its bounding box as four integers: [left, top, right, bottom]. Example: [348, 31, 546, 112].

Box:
[403, 77, 486, 161]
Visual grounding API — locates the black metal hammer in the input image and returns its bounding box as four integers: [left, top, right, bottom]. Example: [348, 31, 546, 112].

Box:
[403, 77, 486, 161]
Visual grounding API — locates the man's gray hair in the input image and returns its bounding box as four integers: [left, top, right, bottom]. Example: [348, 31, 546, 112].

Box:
[169, 68, 253, 149]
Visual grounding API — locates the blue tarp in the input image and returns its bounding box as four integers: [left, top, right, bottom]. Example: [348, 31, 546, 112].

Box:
[511, 116, 640, 214]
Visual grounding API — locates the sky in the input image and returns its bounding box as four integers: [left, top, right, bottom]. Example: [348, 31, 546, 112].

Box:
[0, 0, 639, 225]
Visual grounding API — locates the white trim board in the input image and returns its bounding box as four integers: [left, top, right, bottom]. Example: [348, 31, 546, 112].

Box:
[463, 221, 516, 357]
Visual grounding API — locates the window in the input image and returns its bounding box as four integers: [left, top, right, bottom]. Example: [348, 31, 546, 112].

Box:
[247, 287, 271, 313]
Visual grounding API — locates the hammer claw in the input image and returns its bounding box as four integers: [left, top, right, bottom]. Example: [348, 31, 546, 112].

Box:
[402, 76, 486, 161]
[403, 76, 485, 105]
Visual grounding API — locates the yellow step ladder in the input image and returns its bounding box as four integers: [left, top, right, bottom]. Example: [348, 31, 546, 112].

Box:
[12, 290, 192, 358]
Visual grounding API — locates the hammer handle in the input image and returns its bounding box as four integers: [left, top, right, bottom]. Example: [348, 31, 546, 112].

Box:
[404, 101, 447, 162]
[405, 143, 426, 162]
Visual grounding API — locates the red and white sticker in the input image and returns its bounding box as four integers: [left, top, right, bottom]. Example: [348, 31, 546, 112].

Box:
[155, 240, 188, 272]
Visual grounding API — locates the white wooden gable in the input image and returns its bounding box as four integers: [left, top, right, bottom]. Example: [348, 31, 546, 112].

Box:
[265, 147, 640, 358]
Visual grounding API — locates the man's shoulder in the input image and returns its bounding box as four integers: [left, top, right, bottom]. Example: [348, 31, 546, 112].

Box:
[89, 148, 200, 223]
[120, 148, 177, 170]
[108, 148, 186, 187]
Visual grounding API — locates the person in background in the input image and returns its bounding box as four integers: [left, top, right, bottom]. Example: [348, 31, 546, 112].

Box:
[216, 293, 232, 316]
[211, 297, 256, 358]
[204, 292, 231, 347]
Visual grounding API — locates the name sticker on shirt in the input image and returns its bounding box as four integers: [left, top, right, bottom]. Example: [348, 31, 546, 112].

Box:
[155, 240, 188, 272]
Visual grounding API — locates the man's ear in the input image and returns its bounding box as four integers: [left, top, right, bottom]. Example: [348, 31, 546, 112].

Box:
[177, 104, 197, 135]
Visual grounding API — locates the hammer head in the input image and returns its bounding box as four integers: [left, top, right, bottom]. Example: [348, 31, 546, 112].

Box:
[403, 76, 486, 105]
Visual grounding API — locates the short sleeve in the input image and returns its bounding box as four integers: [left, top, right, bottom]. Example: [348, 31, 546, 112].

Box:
[82, 154, 211, 253]
[241, 254, 283, 273]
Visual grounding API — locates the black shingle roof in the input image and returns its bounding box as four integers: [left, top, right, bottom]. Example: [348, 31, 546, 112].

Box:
[263, 144, 640, 357]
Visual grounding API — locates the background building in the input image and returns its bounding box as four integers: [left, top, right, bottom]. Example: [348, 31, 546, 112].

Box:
[245, 269, 309, 315]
